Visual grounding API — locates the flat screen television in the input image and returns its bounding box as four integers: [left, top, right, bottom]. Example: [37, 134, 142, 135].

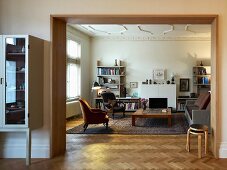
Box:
[149, 98, 168, 108]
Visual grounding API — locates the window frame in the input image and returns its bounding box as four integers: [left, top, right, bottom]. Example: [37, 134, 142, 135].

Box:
[66, 34, 81, 102]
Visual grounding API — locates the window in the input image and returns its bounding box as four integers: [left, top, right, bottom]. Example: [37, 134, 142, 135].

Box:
[66, 39, 81, 100]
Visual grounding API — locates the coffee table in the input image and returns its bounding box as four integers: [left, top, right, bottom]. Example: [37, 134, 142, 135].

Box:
[132, 108, 172, 127]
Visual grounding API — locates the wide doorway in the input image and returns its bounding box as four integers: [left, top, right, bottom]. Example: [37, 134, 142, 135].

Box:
[50, 15, 218, 158]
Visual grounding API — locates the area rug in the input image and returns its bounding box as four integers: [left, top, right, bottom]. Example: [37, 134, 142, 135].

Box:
[66, 113, 189, 135]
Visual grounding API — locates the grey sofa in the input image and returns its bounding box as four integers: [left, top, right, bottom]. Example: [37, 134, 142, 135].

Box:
[184, 92, 210, 131]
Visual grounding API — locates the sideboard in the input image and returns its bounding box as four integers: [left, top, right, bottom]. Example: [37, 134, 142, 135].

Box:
[139, 84, 176, 110]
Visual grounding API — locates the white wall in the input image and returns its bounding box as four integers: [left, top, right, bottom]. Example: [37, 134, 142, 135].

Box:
[91, 38, 211, 97]
[0, 0, 226, 158]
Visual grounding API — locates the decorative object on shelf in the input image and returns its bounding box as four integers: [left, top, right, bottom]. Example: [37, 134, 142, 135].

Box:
[180, 78, 190, 92]
[166, 80, 170, 84]
[115, 59, 118, 66]
[121, 71, 125, 75]
[141, 98, 148, 110]
[153, 69, 164, 80]
[21, 46, 25, 53]
[200, 61, 203, 66]
[97, 60, 101, 66]
[130, 82, 138, 88]
[171, 72, 175, 84]
[149, 79, 152, 84]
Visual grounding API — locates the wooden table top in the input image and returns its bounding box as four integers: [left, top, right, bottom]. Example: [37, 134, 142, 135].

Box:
[132, 108, 172, 116]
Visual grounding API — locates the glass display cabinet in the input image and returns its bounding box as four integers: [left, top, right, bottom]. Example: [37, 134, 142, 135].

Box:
[0, 35, 44, 165]
[4, 36, 27, 126]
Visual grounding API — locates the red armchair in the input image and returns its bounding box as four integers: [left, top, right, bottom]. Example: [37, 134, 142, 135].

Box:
[79, 99, 109, 132]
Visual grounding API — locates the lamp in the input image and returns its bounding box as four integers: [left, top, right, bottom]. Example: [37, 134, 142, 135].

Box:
[91, 81, 101, 107]
[92, 81, 101, 90]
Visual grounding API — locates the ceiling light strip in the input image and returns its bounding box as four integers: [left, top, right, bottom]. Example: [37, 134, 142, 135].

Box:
[137, 25, 153, 35]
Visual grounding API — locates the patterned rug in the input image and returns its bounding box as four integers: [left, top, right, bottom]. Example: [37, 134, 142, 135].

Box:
[66, 113, 189, 135]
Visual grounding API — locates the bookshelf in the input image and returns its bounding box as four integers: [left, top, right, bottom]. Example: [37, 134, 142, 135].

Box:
[177, 97, 197, 112]
[97, 61, 125, 97]
[94, 97, 141, 112]
[193, 66, 211, 94]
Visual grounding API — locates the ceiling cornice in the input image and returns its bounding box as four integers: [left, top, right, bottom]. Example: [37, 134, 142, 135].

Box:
[92, 36, 211, 41]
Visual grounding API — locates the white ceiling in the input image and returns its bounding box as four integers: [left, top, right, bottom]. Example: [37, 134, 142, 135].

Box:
[70, 24, 211, 38]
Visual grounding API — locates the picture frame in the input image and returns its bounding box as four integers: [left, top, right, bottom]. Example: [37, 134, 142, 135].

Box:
[180, 78, 190, 91]
[130, 82, 138, 88]
[153, 69, 165, 80]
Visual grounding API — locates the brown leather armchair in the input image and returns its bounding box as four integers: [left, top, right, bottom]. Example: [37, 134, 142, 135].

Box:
[101, 92, 125, 119]
[79, 99, 109, 132]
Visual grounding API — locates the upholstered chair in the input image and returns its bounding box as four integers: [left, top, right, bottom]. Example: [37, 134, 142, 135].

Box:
[79, 99, 109, 132]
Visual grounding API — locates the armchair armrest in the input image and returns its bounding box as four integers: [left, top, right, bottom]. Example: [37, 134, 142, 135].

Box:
[90, 110, 107, 118]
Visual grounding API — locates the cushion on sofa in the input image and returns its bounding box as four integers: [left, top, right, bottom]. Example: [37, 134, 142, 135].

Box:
[194, 92, 210, 110]
[186, 105, 199, 119]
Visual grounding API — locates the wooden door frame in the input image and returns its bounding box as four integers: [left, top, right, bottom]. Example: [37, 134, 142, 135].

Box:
[50, 15, 219, 158]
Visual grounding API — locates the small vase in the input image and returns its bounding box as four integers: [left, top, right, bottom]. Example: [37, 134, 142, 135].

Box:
[143, 103, 147, 110]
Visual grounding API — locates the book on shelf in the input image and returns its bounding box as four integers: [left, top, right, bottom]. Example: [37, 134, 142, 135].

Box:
[97, 68, 120, 75]
[125, 102, 139, 110]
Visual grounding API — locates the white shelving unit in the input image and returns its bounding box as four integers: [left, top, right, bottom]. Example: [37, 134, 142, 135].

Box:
[97, 61, 126, 97]
[176, 97, 197, 112]
[193, 66, 211, 94]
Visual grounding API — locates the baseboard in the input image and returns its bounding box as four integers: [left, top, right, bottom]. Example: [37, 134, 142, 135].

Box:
[219, 142, 227, 158]
[0, 143, 50, 158]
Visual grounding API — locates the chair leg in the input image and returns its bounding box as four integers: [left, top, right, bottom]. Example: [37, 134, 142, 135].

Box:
[123, 111, 125, 118]
[83, 123, 88, 132]
[106, 122, 108, 130]
[112, 113, 114, 119]
[186, 128, 190, 152]
[198, 134, 202, 158]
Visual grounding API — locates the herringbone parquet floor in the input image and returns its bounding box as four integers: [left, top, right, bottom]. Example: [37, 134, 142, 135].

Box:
[0, 119, 227, 170]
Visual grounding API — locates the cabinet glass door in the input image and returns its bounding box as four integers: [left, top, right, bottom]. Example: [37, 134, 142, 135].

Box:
[5, 37, 26, 125]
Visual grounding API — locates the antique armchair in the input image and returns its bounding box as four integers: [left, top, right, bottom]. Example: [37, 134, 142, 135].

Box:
[101, 92, 125, 119]
[79, 99, 109, 132]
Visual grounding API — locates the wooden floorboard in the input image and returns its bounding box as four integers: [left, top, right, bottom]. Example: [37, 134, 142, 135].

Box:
[0, 119, 226, 170]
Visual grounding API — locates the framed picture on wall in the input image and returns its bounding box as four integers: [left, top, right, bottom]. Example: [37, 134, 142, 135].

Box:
[180, 78, 190, 91]
[130, 82, 138, 88]
[153, 69, 164, 80]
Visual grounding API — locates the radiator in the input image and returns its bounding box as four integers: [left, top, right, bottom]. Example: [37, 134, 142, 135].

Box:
[66, 101, 82, 118]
